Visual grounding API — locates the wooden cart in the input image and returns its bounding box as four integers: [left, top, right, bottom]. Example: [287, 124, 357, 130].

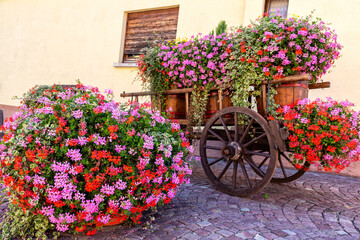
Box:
[121, 75, 330, 197]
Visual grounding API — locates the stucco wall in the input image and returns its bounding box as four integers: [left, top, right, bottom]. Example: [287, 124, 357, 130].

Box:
[0, 0, 245, 106]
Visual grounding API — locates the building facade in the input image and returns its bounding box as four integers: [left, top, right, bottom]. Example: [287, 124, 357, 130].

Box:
[1, 0, 360, 175]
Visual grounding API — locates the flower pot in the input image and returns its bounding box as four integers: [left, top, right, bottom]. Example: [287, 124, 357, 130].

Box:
[205, 90, 232, 119]
[257, 77, 309, 116]
[164, 85, 186, 119]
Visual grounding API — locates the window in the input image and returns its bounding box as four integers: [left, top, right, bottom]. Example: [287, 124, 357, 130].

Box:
[264, 0, 289, 18]
[121, 7, 179, 64]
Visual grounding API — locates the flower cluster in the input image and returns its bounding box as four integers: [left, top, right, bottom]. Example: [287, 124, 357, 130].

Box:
[138, 34, 233, 91]
[0, 84, 193, 238]
[277, 98, 360, 172]
[227, 12, 342, 112]
[231, 12, 342, 83]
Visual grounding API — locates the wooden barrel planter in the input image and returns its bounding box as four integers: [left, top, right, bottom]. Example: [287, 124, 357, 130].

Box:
[205, 89, 232, 119]
[257, 74, 309, 116]
[164, 85, 186, 119]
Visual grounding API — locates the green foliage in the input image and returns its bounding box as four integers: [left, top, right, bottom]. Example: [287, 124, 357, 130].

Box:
[209, 20, 228, 36]
[189, 85, 210, 126]
[0, 204, 51, 240]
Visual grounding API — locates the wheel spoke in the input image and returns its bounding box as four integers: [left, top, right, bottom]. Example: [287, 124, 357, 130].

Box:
[204, 145, 222, 150]
[217, 160, 232, 181]
[280, 152, 301, 169]
[234, 112, 239, 142]
[243, 133, 266, 148]
[239, 118, 254, 144]
[278, 153, 288, 178]
[244, 156, 265, 177]
[232, 161, 238, 190]
[244, 150, 270, 158]
[280, 152, 292, 162]
[208, 129, 227, 144]
[258, 157, 269, 168]
[207, 157, 225, 167]
[239, 159, 252, 188]
[219, 116, 232, 142]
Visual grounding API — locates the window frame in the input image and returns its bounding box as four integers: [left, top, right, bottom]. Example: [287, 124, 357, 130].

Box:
[264, 0, 289, 18]
[114, 5, 179, 68]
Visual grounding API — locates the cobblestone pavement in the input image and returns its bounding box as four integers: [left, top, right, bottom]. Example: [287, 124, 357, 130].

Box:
[57, 161, 359, 239]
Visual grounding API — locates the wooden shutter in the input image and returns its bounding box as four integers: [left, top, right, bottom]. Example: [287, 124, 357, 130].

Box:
[265, 0, 289, 18]
[123, 7, 179, 63]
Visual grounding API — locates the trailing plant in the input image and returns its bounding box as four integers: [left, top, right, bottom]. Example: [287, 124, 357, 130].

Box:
[277, 98, 360, 172]
[188, 85, 210, 126]
[0, 84, 193, 239]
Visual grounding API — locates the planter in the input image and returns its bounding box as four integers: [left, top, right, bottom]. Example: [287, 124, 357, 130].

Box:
[257, 75, 309, 116]
[205, 89, 232, 119]
[164, 87, 232, 120]
[164, 85, 186, 119]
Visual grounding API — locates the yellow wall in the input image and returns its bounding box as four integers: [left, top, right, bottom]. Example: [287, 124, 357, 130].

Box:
[287, 0, 360, 108]
[0, 0, 245, 105]
[1, 0, 360, 108]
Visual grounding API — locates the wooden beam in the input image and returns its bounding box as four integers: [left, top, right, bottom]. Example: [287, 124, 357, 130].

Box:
[309, 82, 330, 89]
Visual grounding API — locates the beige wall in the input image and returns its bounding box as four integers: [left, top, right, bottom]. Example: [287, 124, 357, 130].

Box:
[2, 0, 358, 107]
[0, 0, 245, 106]
[287, 0, 360, 108]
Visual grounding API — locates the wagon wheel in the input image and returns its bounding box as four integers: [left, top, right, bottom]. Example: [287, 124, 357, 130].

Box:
[200, 106, 278, 197]
[270, 151, 310, 183]
[248, 149, 310, 183]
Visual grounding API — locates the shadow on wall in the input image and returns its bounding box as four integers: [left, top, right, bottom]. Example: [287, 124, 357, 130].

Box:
[0, 104, 19, 120]
[0, 104, 19, 138]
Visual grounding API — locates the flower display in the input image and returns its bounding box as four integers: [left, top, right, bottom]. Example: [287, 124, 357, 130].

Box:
[137, 34, 233, 125]
[277, 98, 360, 172]
[227, 12, 342, 112]
[138, 34, 233, 91]
[0, 84, 193, 239]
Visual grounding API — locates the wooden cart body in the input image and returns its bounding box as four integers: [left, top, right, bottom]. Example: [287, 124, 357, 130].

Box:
[121, 75, 330, 197]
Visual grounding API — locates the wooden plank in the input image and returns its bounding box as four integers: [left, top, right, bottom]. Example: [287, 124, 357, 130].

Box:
[124, 7, 178, 57]
[218, 89, 223, 110]
[185, 93, 189, 117]
[260, 74, 310, 85]
[309, 82, 330, 89]
[128, 8, 179, 21]
[120, 76, 329, 98]
[261, 84, 267, 114]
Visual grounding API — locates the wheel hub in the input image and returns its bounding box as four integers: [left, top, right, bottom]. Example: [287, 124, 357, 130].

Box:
[222, 142, 243, 161]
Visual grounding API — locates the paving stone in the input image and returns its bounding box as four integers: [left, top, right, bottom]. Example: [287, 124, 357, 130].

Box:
[254, 234, 267, 240]
[207, 232, 223, 240]
[194, 229, 211, 237]
[197, 221, 212, 227]
[216, 229, 233, 237]
[282, 229, 297, 236]
[235, 231, 253, 239]
[182, 232, 201, 240]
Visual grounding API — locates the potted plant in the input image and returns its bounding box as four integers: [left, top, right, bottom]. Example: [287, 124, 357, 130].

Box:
[277, 98, 360, 172]
[227, 12, 343, 115]
[0, 84, 193, 238]
[138, 34, 233, 125]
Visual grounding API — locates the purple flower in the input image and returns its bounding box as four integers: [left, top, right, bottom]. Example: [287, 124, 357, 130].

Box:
[71, 110, 83, 119]
[66, 149, 82, 161]
[114, 179, 127, 190]
[100, 184, 115, 195]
